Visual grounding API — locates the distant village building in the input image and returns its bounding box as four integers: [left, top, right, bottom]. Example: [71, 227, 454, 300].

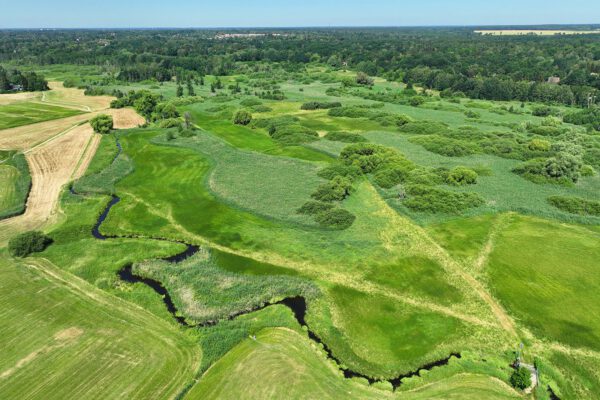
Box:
[547, 76, 561, 85]
[9, 84, 23, 91]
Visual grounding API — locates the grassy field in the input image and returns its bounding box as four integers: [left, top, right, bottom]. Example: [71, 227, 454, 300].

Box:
[0, 153, 31, 220]
[2, 61, 599, 398]
[486, 214, 600, 351]
[0, 253, 200, 399]
[187, 328, 520, 400]
[0, 101, 82, 130]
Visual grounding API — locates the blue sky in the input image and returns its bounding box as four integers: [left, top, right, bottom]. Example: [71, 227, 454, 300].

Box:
[1, 0, 598, 28]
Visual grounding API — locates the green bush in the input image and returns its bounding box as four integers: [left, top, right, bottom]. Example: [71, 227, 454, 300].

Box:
[317, 164, 362, 180]
[399, 121, 448, 135]
[240, 98, 263, 107]
[410, 135, 478, 157]
[90, 114, 114, 134]
[510, 367, 532, 390]
[233, 110, 253, 125]
[409, 96, 426, 107]
[403, 185, 485, 214]
[373, 166, 410, 188]
[314, 208, 356, 230]
[547, 196, 600, 216]
[446, 167, 478, 186]
[300, 101, 342, 110]
[297, 201, 335, 215]
[464, 110, 481, 119]
[324, 131, 367, 143]
[513, 154, 582, 184]
[8, 231, 53, 257]
[528, 139, 551, 151]
[311, 176, 353, 202]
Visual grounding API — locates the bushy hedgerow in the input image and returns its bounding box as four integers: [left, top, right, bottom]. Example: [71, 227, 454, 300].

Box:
[399, 121, 448, 135]
[532, 106, 559, 117]
[339, 143, 415, 175]
[314, 208, 356, 230]
[328, 106, 411, 128]
[233, 110, 252, 125]
[240, 98, 263, 107]
[513, 153, 583, 184]
[373, 166, 410, 188]
[8, 231, 53, 257]
[410, 135, 479, 157]
[403, 185, 485, 213]
[300, 101, 342, 110]
[563, 108, 600, 131]
[324, 131, 367, 143]
[547, 196, 600, 216]
[445, 166, 478, 186]
[311, 176, 353, 202]
[317, 164, 362, 180]
[270, 124, 319, 145]
[528, 138, 551, 151]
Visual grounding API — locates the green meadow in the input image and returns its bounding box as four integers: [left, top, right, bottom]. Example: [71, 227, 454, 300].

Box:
[0, 101, 82, 130]
[1, 58, 599, 399]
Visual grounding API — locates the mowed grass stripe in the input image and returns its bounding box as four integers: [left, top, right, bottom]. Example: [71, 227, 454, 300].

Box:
[0, 102, 82, 130]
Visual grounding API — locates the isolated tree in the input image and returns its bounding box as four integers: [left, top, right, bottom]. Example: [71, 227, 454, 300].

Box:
[176, 84, 183, 97]
[233, 110, 252, 126]
[356, 72, 374, 87]
[187, 80, 195, 96]
[200, 76, 205, 86]
[90, 114, 114, 134]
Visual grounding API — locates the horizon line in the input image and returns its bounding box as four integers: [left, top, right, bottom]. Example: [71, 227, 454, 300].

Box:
[2, 23, 600, 31]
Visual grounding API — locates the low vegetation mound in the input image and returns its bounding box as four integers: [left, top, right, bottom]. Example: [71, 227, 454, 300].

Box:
[8, 231, 52, 257]
[403, 185, 485, 214]
[324, 131, 367, 143]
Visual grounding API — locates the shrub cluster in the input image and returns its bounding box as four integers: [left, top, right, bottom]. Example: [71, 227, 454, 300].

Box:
[564, 108, 600, 131]
[547, 196, 600, 216]
[410, 135, 478, 157]
[300, 101, 342, 110]
[513, 153, 583, 184]
[445, 167, 478, 186]
[403, 185, 485, 214]
[510, 367, 532, 390]
[253, 116, 319, 145]
[324, 131, 367, 143]
[233, 110, 252, 125]
[8, 231, 53, 257]
[297, 201, 355, 230]
[328, 106, 412, 128]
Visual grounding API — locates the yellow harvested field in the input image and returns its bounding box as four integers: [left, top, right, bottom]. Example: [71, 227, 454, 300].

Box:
[0, 92, 40, 105]
[39, 81, 114, 111]
[475, 30, 600, 36]
[0, 108, 143, 151]
[0, 123, 96, 243]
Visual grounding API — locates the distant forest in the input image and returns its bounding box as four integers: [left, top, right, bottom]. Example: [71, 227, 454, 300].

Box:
[1, 28, 599, 105]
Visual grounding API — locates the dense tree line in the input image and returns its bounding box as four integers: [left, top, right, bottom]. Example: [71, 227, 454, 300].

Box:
[0, 66, 48, 92]
[1, 28, 599, 104]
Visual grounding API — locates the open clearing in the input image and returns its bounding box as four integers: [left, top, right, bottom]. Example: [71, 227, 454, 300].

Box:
[0, 254, 200, 399]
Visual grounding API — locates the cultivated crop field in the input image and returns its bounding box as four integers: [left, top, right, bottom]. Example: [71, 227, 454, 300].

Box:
[1, 27, 600, 399]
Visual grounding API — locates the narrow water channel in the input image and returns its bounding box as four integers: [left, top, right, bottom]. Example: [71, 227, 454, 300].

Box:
[80, 135, 461, 391]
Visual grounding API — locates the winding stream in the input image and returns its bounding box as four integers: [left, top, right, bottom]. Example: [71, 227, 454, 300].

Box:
[81, 134, 461, 391]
